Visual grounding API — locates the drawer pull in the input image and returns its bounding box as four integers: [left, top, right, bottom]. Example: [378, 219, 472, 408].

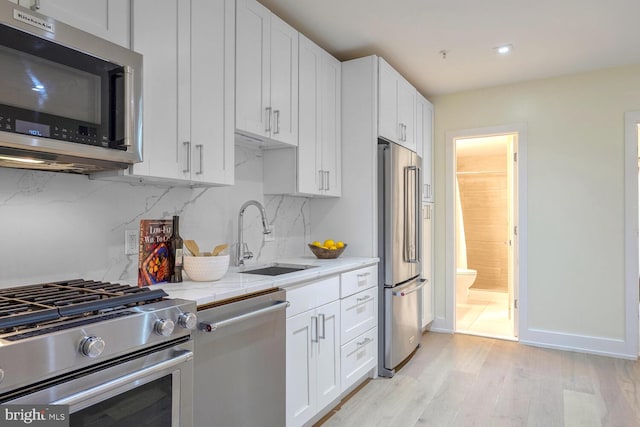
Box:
[356, 295, 371, 303]
[357, 337, 372, 347]
[357, 272, 371, 279]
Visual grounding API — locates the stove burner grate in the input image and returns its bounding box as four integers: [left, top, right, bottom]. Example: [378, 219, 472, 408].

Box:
[0, 279, 167, 332]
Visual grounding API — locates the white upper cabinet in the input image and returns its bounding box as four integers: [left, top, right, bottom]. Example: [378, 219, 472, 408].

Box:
[236, 0, 298, 146]
[19, 0, 130, 47]
[264, 35, 341, 197]
[378, 57, 416, 152]
[318, 43, 341, 197]
[416, 94, 434, 202]
[96, 0, 234, 186]
[186, 0, 235, 185]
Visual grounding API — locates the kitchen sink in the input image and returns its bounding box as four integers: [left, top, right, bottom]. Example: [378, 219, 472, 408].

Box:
[239, 263, 318, 276]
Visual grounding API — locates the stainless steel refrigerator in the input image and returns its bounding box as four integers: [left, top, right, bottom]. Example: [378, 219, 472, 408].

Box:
[378, 140, 425, 377]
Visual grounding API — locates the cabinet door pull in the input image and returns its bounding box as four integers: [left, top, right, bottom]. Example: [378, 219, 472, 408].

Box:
[324, 171, 330, 191]
[319, 170, 324, 191]
[195, 144, 203, 175]
[318, 313, 326, 339]
[311, 316, 318, 343]
[357, 337, 372, 348]
[183, 141, 191, 173]
[356, 295, 371, 303]
[265, 107, 272, 133]
[273, 110, 280, 134]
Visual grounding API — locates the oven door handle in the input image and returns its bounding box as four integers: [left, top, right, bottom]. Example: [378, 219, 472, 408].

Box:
[50, 350, 193, 406]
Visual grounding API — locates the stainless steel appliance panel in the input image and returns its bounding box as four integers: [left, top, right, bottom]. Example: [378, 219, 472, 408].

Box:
[194, 289, 287, 427]
[0, 2, 142, 173]
[380, 142, 421, 286]
[6, 341, 194, 427]
[384, 278, 424, 369]
[378, 140, 422, 377]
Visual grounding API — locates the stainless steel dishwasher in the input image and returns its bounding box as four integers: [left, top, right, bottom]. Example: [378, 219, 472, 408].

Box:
[194, 288, 287, 427]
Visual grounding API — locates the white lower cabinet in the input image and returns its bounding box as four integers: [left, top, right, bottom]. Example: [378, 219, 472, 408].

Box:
[341, 327, 377, 390]
[286, 277, 341, 427]
[339, 265, 378, 393]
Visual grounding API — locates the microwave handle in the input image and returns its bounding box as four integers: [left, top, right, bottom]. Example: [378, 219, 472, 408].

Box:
[109, 66, 133, 149]
[123, 65, 134, 148]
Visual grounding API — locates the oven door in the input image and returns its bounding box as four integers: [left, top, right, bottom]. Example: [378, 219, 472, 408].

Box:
[6, 342, 193, 427]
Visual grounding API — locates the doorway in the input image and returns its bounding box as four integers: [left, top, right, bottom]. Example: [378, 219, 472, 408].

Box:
[624, 111, 640, 356]
[445, 124, 525, 341]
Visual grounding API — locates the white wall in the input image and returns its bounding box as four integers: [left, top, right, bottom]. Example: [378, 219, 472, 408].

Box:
[0, 145, 310, 287]
[431, 64, 640, 356]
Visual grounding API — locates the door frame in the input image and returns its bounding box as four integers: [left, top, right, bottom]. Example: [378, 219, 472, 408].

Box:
[444, 123, 528, 337]
[624, 111, 640, 356]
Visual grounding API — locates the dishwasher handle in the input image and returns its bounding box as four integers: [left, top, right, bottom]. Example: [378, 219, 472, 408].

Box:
[199, 300, 289, 332]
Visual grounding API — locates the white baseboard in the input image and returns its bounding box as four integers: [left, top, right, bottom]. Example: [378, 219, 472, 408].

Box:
[520, 328, 638, 360]
[430, 316, 452, 333]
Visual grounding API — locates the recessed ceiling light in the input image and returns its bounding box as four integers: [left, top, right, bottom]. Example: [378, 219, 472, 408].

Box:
[495, 44, 513, 55]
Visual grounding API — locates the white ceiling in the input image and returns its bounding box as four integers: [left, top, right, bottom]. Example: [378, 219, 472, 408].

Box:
[258, 0, 640, 97]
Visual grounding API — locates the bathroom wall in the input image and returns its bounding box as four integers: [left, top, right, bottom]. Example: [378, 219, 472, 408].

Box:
[457, 138, 508, 292]
[0, 145, 310, 288]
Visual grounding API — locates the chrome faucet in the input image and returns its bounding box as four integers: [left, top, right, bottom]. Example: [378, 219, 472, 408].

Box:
[237, 200, 272, 266]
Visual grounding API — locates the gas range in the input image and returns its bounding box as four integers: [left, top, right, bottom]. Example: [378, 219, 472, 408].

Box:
[0, 279, 197, 412]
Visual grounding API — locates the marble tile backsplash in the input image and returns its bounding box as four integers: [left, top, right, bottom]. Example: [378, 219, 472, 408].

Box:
[0, 145, 310, 288]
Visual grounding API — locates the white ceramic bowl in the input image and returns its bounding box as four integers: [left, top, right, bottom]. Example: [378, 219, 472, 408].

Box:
[183, 255, 230, 282]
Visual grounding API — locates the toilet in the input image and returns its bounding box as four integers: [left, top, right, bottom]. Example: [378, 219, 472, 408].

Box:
[455, 178, 478, 304]
[456, 268, 477, 304]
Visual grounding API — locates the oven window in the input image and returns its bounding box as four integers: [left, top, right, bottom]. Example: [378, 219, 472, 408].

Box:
[70, 375, 172, 427]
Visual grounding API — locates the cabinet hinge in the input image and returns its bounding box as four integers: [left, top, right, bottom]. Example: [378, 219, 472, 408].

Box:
[514, 152, 518, 162]
[514, 299, 518, 309]
[514, 225, 518, 236]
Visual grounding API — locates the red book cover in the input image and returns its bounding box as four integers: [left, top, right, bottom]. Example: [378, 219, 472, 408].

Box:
[138, 219, 173, 287]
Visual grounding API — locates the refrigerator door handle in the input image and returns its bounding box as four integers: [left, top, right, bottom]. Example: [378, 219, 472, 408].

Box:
[391, 280, 427, 297]
[404, 165, 419, 263]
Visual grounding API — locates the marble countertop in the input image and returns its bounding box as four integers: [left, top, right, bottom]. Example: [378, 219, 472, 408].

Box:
[145, 256, 379, 306]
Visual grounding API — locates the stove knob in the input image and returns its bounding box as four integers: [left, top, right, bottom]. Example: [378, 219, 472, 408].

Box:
[80, 336, 105, 358]
[177, 312, 197, 330]
[154, 319, 175, 336]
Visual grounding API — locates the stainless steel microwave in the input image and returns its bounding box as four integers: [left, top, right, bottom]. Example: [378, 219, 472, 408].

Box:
[0, 2, 142, 173]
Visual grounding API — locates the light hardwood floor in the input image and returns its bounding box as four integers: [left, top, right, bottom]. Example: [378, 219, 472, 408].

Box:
[320, 332, 640, 426]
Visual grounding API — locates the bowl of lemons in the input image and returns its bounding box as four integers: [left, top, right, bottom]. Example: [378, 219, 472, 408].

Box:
[308, 239, 347, 259]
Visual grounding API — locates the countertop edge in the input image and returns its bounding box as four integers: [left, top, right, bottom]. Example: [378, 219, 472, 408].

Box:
[154, 257, 379, 306]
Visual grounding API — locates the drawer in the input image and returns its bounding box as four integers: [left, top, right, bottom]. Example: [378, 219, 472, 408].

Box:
[286, 275, 340, 318]
[341, 327, 376, 393]
[340, 287, 377, 344]
[340, 265, 377, 298]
